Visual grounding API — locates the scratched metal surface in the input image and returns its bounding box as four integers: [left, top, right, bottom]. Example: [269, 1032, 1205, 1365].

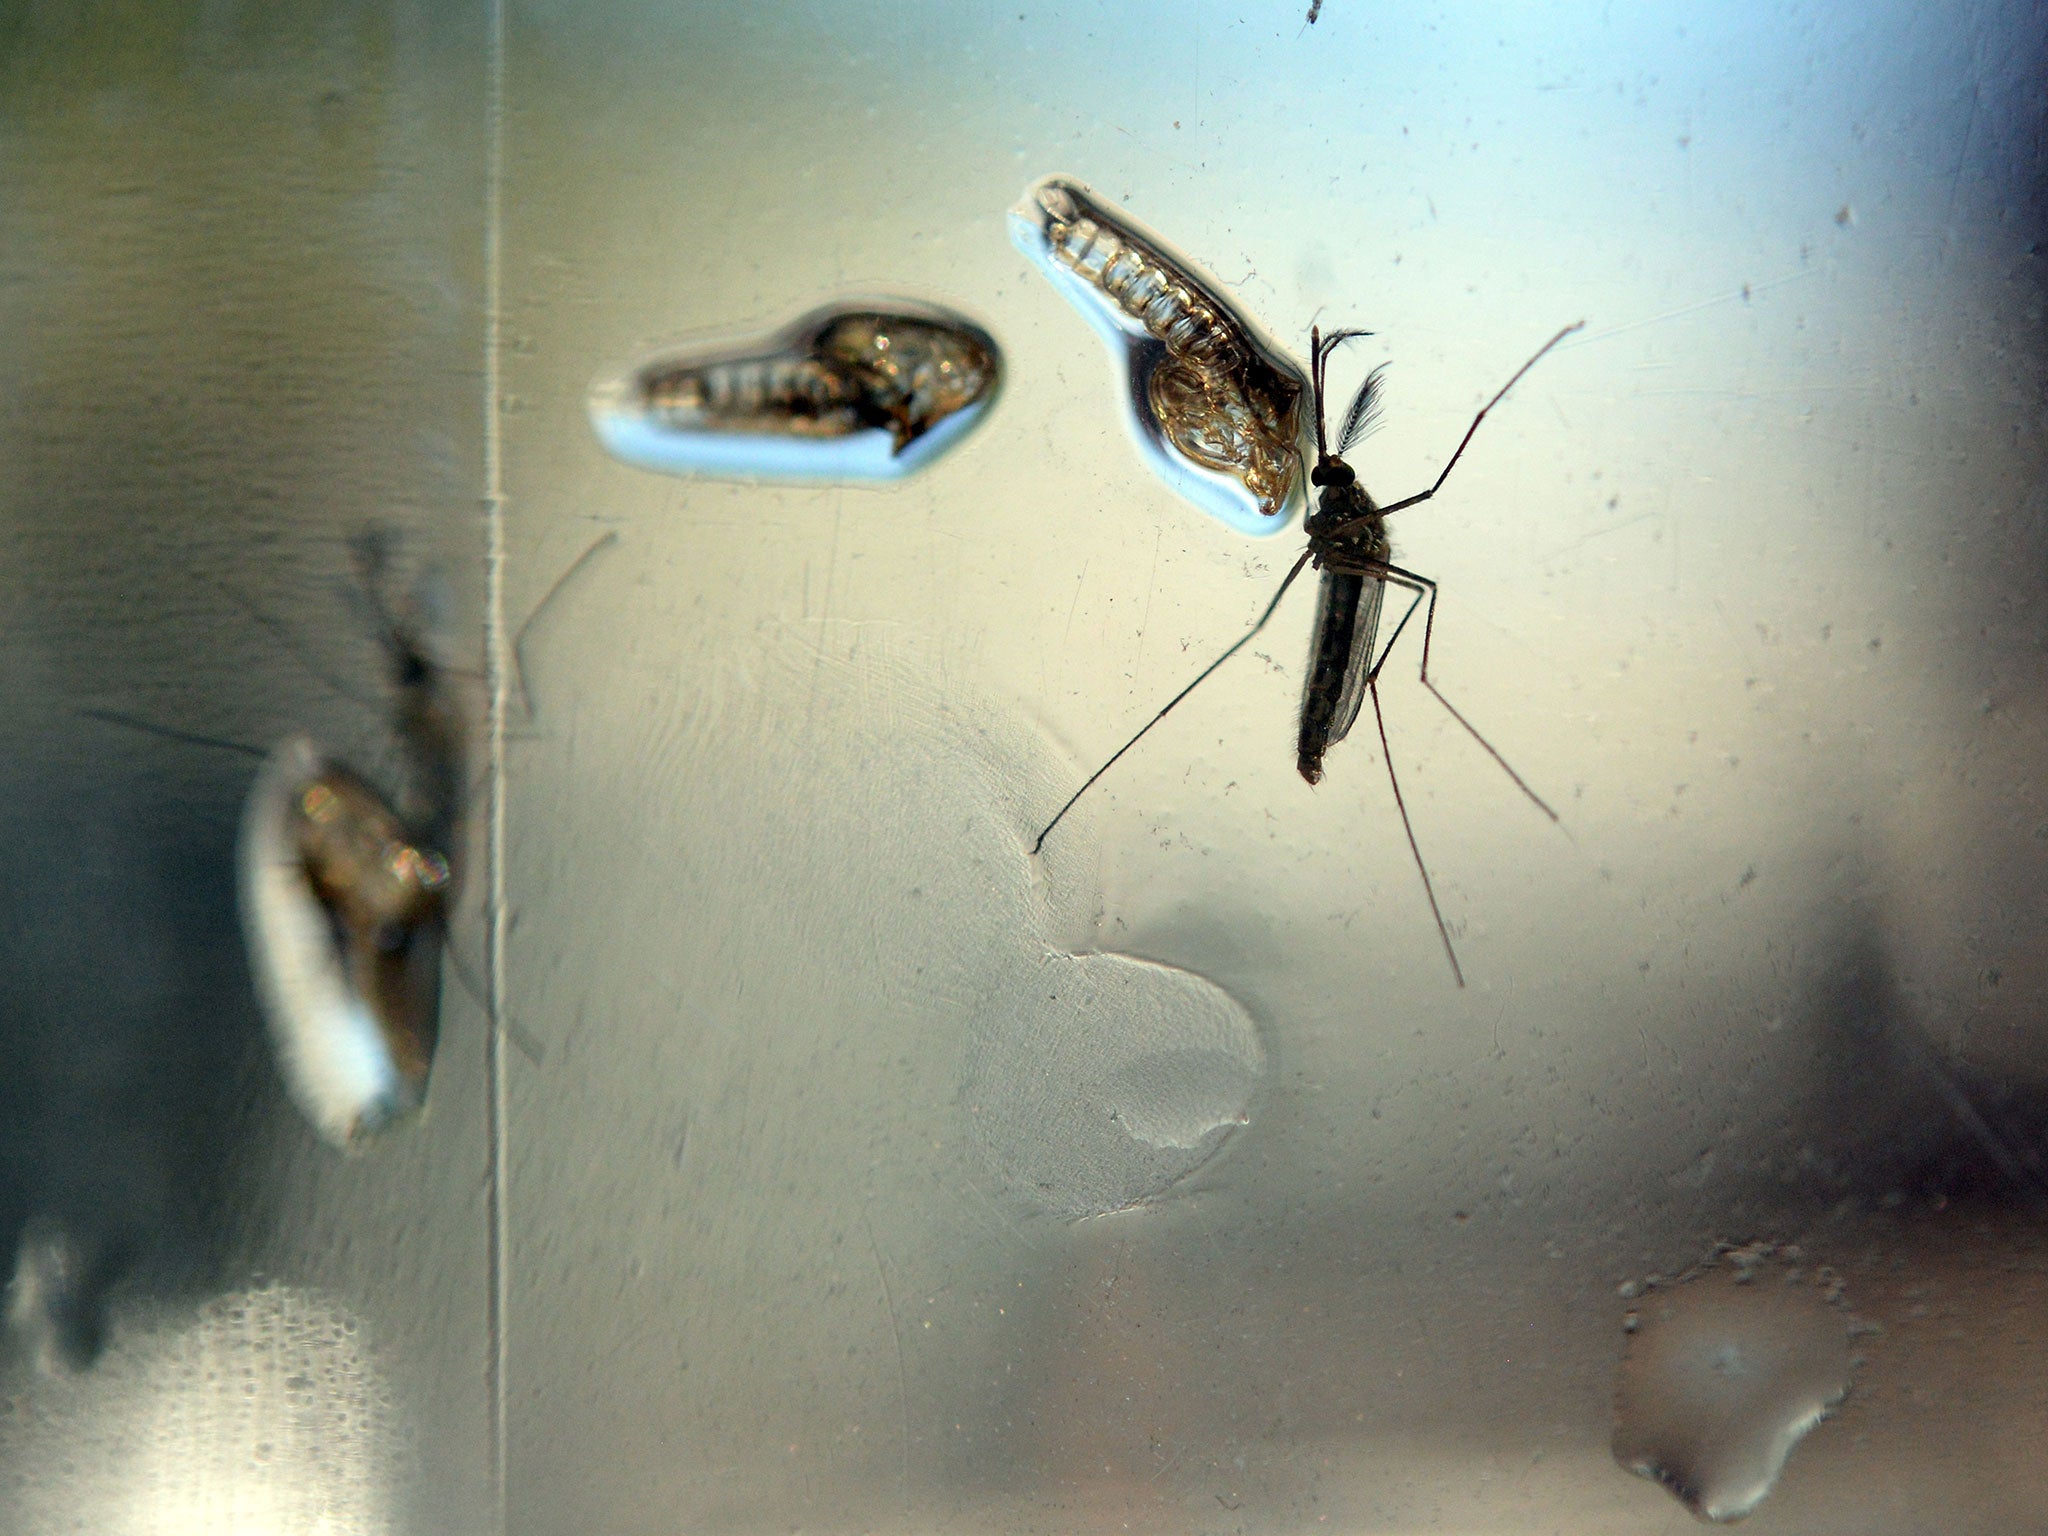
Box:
[500, 2, 2048, 1532]
[4, 1, 2047, 1532]
[0, 6, 493, 1532]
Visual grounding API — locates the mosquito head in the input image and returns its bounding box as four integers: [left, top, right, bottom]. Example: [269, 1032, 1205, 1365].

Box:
[1308, 325, 1373, 474]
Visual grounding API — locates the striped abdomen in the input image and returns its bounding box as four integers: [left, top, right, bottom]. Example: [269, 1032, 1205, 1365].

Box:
[642, 354, 859, 435]
[1021, 177, 1308, 520]
[1031, 180, 1245, 370]
[1297, 569, 1386, 784]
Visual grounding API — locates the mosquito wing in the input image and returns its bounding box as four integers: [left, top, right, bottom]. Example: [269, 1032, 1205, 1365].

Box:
[1296, 568, 1386, 784]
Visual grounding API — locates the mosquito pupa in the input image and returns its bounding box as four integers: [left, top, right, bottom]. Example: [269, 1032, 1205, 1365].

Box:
[239, 737, 450, 1147]
[238, 548, 462, 1148]
[1011, 175, 1308, 534]
[93, 538, 605, 1145]
[589, 300, 1002, 481]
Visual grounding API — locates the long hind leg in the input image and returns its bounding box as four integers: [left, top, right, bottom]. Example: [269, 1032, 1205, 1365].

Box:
[1365, 678, 1464, 987]
[1369, 562, 1557, 824]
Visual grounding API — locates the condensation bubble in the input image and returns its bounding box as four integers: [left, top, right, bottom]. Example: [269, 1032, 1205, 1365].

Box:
[1, 1283, 400, 1534]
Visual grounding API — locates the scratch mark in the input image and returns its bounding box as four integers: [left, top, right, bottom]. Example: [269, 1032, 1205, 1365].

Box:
[951, 1168, 1041, 1254]
[1581, 269, 1814, 348]
[512, 529, 619, 720]
[805, 496, 846, 734]
[1138, 525, 1163, 655]
[1541, 507, 1661, 562]
[1943, 82, 1981, 245]
[863, 1210, 911, 1509]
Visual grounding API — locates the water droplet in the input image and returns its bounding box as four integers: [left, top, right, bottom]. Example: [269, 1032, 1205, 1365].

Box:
[1613, 1252, 1851, 1522]
[961, 949, 1263, 1218]
[3, 1222, 110, 1373]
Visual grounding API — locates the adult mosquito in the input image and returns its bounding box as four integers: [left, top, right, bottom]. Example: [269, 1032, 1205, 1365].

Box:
[1032, 320, 1583, 985]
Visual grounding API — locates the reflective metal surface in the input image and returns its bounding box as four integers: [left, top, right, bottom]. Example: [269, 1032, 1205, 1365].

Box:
[0, 5, 490, 1529]
[3, 2, 2045, 1533]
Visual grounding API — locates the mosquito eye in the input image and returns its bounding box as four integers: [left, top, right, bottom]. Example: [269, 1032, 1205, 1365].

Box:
[1311, 461, 1354, 489]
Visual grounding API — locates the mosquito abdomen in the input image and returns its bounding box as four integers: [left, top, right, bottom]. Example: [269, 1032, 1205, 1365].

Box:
[1015, 176, 1309, 526]
[1298, 569, 1374, 784]
[642, 354, 857, 434]
[1033, 181, 1243, 370]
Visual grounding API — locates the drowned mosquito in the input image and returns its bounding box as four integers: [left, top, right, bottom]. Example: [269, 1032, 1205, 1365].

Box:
[1032, 320, 1583, 986]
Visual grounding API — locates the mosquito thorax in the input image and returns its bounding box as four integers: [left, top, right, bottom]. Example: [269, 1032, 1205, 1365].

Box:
[1304, 465, 1386, 560]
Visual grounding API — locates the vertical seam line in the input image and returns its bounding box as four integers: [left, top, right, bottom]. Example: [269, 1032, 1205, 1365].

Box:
[481, 0, 511, 1525]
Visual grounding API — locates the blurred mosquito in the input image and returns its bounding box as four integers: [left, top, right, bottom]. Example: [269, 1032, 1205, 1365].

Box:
[80, 531, 614, 1133]
[1032, 321, 1582, 985]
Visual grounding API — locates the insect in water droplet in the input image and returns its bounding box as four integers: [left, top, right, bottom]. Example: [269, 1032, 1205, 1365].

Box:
[239, 538, 464, 1148]
[1031, 266, 1582, 983]
[1012, 176, 1308, 534]
[86, 533, 608, 1147]
[589, 300, 1002, 481]
[240, 737, 449, 1146]
[1304, 0, 1322, 24]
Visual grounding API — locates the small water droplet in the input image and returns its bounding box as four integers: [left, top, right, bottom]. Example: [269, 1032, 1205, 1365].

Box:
[1613, 1252, 1850, 1522]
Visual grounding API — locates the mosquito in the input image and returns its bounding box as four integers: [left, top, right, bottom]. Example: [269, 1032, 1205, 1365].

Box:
[80, 532, 611, 1141]
[1031, 320, 1583, 985]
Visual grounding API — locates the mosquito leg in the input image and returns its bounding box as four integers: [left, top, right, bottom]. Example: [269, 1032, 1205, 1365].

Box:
[444, 944, 545, 1068]
[77, 707, 267, 761]
[1363, 573, 1426, 678]
[1369, 677, 1464, 988]
[212, 575, 379, 716]
[1379, 321, 1583, 518]
[1374, 562, 1559, 824]
[510, 529, 620, 722]
[1032, 547, 1315, 856]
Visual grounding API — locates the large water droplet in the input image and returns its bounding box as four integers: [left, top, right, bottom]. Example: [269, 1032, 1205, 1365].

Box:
[1613, 1245, 1851, 1522]
[961, 948, 1263, 1218]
